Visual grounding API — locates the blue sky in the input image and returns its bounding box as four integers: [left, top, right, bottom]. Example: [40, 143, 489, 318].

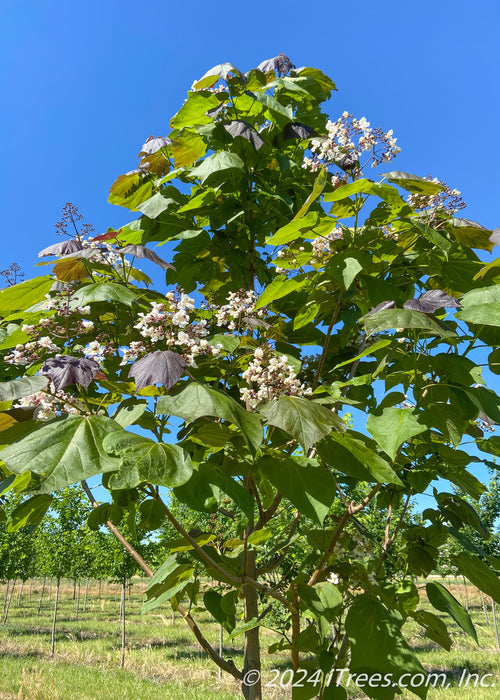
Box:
[1, 1, 500, 509]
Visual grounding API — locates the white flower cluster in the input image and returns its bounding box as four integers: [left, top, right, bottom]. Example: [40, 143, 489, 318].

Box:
[15, 386, 85, 421]
[303, 112, 400, 172]
[82, 238, 131, 270]
[5, 337, 59, 365]
[240, 346, 312, 408]
[311, 226, 343, 260]
[406, 177, 466, 216]
[215, 290, 267, 331]
[84, 340, 112, 364]
[130, 293, 220, 366]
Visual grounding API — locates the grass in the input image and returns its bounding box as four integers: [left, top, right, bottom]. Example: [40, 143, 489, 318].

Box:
[0, 577, 498, 699]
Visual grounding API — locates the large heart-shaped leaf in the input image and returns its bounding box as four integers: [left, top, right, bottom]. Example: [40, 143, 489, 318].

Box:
[426, 581, 477, 642]
[260, 396, 345, 448]
[71, 282, 138, 307]
[367, 408, 427, 461]
[257, 54, 295, 76]
[41, 356, 100, 391]
[0, 415, 121, 493]
[452, 551, 500, 604]
[38, 239, 83, 257]
[128, 350, 186, 392]
[156, 383, 262, 454]
[403, 289, 461, 313]
[103, 430, 192, 489]
[0, 376, 49, 402]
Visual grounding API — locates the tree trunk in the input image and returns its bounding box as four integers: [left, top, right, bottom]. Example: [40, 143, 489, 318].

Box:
[83, 578, 89, 613]
[480, 590, 489, 625]
[48, 577, 53, 602]
[37, 577, 46, 616]
[462, 576, 469, 612]
[72, 578, 77, 600]
[29, 578, 33, 603]
[120, 572, 126, 668]
[17, 579, 25, 607]
[98, 579, 102, 600]
[242, 549, 261, 700]
[3, 580, 10, 615]
[74, 580, 80, 620]
[2, 579, 16, 624]
[50, 576, 61, 658]
[491, 597, 500, 653]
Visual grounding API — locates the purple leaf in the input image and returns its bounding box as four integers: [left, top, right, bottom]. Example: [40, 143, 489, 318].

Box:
[338, 153, 359, 171]
[224, 121, 265, 150]
[138, 136, 172, 157]
[365, 300, 395, 316]
[38, 239, 83, 258]
[489, 228, 500, 247]
[41, 356, 100, 391]
[206, 102, 227, 118]
[257, 54, 295, 76]
[119, 245, 175, 271]
[283, 123, 313, 141]
[128, 351, 186, 392]
[403, 290, 462, 313]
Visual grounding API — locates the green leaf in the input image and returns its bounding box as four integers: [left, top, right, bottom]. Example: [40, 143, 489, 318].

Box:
[225, 617, 260, 642]
[166, 532, 216, 552]
[363, 308, 456, 339]
[260, 396, 345, 448]
[346, 594, 427, 700]
[367, 408, 427, 461]
[455, 303, 500, 327]
[294, 167, 327, 220]
[142, 555, 194, 613]
[0, 376, 49, 402]
[426, 582, 477, 643]
[103, 430, 192, 489]
[256, 275, 305, 309]
[446, 218, 492, 252]
[108, 172, 154, 210]
[171, 130, 207, 168]
[324, 178, 406, 206]
[259, 455, 337, 525]
[411, 610, 452, 651]
[297, 581, 342, 622]
[266, 211, 321, 245]
[334, 339, 392, 369]
[452, 552, 500, 604]
[318, 433, 403, 485]
[112, 399, 147, 428]
[87, 503, 110, 531]
[189, 151, 244, 185]
[0, 276, 54, 316]
[137, 192, 178, 219]
[383, 171, 444, 194]
[6, 494, 53, 532]
[71, 282, 138, 307]
[138, 499, 165, 530]
[169, 91, 220, 129]
[156, 383, 263, 454]
[203, 590, 236, 633]
[0, 415, 121, 493]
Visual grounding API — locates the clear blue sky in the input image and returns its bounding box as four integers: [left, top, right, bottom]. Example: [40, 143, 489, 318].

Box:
[1, 1, 499, 508]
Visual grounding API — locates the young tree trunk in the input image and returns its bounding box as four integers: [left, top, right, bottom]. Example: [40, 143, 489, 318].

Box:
[37, 577, 46, 616]
[83, 578, 89, 613]
[72, 578, 77, 600]
[17, 579, 25, 607]
[2, 579, 16, 625]
[219, 625, 224, 679]
[48, 577, 53, 602]
[120, 571, 126, 668]
[29, 578, 33, 603]
[3, 580, 10, 615]
[74, 580, 81, 620]
[491, 597, 500, 654]
[98, 579, 102, 600]
[480, 590, 489, 625]
[242, 550, 261, 700]
[462, 576, 469, 612]
[50, 576, 61, 658]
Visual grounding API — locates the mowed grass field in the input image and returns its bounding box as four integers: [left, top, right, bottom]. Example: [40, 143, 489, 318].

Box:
[0, 577, 499, 699]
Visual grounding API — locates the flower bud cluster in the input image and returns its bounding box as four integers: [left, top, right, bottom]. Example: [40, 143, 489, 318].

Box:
[15, 386, 86, 421]
[5, 336, 59, 365]
[406, 177, 466, 216]
[215, 290, 267, 331]
[240, 345, 312, 408]
[303, 112, 400, 173]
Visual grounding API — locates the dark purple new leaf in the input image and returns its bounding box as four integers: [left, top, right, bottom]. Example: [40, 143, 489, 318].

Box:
[365, 300, 395, 316]
[257, 54, 295, 76]
[283, 123, 313, 141]
[38, 239, 83, 258]
[338, 153, 360, 171]
[128, 351, 186, 392]
[119, 245, 175, 271]
[403, 290, 462, 313]
[41, 356, 100, 391]
[224, 121, 265, 150]
[138, 136, 172, 157]
[206, 102, 227, 118]
[242, 316, 272, 330]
